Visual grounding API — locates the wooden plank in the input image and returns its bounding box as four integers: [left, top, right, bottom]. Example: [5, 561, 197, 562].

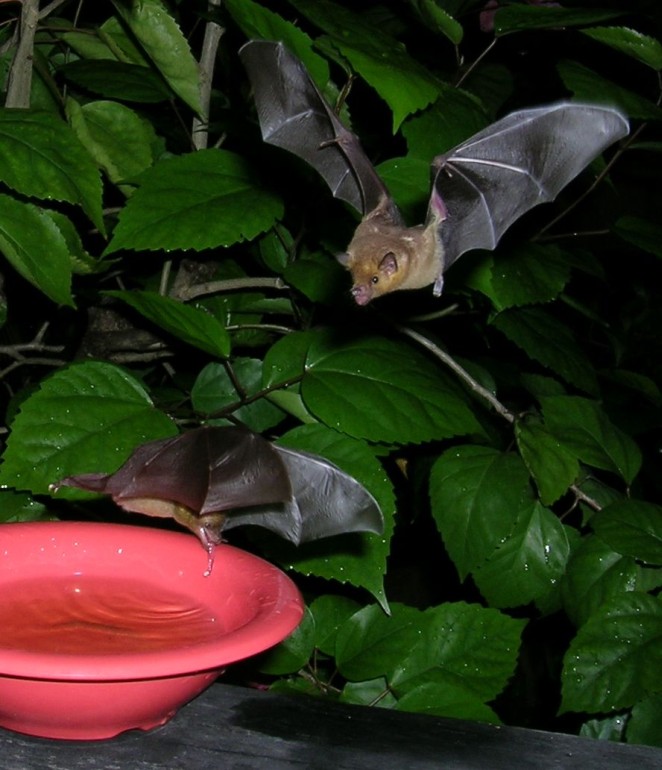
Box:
[0, 682, 660, 769]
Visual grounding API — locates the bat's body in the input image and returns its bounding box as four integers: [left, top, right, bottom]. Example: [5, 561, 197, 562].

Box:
[53, 426, 384, 573]
[240, 41, 629, 305]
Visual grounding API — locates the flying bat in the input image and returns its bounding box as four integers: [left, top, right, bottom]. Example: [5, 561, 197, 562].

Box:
[239, 40, 629, 305]
[52, 426, 384, 573]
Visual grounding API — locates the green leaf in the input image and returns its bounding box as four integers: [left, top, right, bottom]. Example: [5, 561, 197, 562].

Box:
[402, 89, 489, 161]
[59, 60, 171, 103]
[429, 446, 535, 580]
[494, 6, 622, 36]
[108, 290, 230, 358]
[515, 417, 579, 504]
[67, 99, 159, 185]
[272, 424, 395, 610]
[396, 681, 500, 724]
[405, 0, 463, 45]
[540, 395, 642, 484]
[259, 606, 315, 675]
[309, 594, 362, 656]
[560, 593, 662, 714]
[492, 306, 598, 394]
[581, 27, 662, 71]
[224, 0, 330, 86]
[0, 489, 49, 523]
[628, 695, 662, 748]
[558, 60, 662, 120]
[111, 0, 202, 114]
[335, 603, 426, 681]
[263, 331, 314, 388]
[105, 150, 283, 254]
[488, 245, 572, 310]
[580, 714, 628, 742]
[591, 501, 662, 566]
[473, 502, 571, 608]
[0, 110, 104, 231]
[192, 358, 285, 432]
[288, 0, 440, 129]
[614, 216, 662, 258]
[0, 194, 74, 306]
[0, 361, 177, 495]
[283, 255, 347, 304]
[391, 603, 526, 703]
[303, 335, 482, 444]
[375, 156, 429, 221]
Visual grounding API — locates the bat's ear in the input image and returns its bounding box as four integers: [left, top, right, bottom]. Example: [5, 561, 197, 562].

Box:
[336, 251, 351, 267]
[378, 252, 398, 277]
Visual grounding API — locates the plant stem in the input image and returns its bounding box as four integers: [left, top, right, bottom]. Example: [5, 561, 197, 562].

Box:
[179, 277, 288, 301]
[396, 324, 515, 423]
[5, 0, 39, 108]
[192, 0, 224, 151]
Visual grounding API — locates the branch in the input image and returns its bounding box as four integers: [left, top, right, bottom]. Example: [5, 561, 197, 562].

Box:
[192, 0, 225, 151]
[5, 0, 39, 108]
[396, 324, 515, 423]
[179, 276, 288, 301]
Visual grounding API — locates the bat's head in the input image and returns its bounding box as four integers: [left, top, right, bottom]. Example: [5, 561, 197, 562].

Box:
[338, 220, 436, 305]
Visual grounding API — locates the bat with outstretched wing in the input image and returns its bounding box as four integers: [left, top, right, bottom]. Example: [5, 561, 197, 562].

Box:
[240, 40, 629, 305]
[52, 426, 384, 574]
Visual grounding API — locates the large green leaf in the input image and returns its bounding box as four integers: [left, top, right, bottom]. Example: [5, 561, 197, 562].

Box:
[405, 0, 463, 45]
[581, 26, 662, 71]
[0, 195, 74, 305]
[192, 358, 285, 432]
[335, 603, 426, 681]
[561, 535, 641, 627]
[0, 110, 103, 231]
[59, 60, 171, 103]
[429, 446, 535, 580]
[558, 60, 662, 120]
[112, 0, 202, 114]
[487, 245, 572, 310]
[515, 417, 579, 504]
[395, 681, 500, 723]
[560, 593, 662, 714]
[105, 150, 283, 254]
[614, 216, 662, 259]
[492, 306, 598, 394]
[224, 0, 330, 86]
[0, 361, 177, 495]
[302, 335, 482, 444]
[288, 0, 440, 129]
[391, 603, 526, 703]
[540, 395, 642, 484]
[473, 502, 571, 609]
[271, 424, 396, 610]
[67, 99, 160, 185]
[108, 290, 231, 358]
[591, 501, 662, 566]
[494, 5, 622, 36]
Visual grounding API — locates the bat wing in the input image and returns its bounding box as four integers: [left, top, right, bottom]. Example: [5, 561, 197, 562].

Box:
[239, 39, 397, 219]
[430, 102, 629, 271]
[54, 426, 292, 515]
[222, 445, 384, 545]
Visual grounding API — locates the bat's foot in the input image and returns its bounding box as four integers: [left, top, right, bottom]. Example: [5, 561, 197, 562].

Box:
[433, 274, 444, 297]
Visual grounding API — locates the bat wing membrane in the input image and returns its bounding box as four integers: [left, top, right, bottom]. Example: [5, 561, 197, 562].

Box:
[240, 40, 392, 216]
[431, 103, 629, 269]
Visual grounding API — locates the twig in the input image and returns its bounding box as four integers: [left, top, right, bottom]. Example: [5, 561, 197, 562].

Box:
[455, 38, 498, 89]
[5, 0, 39, 108]
[396, 324, 515, 423]
[192, 0, 225, 151]
[179, 277, 288, 301]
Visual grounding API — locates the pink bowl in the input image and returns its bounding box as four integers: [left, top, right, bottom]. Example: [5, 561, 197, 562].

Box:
[0, 521, 304, 740]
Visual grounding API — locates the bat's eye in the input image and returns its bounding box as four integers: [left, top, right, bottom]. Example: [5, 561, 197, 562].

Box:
[371, 275, 379, 285]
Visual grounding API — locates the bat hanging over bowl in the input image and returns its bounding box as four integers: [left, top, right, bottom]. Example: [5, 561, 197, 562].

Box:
[52, 426, 384, 575]
[239, 40, 629, 305]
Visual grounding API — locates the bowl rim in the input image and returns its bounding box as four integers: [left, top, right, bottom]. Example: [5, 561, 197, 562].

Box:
[0, 521, 304, 682]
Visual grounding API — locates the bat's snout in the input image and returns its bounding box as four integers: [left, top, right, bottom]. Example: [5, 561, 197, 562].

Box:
[351, 284, 373, 306]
